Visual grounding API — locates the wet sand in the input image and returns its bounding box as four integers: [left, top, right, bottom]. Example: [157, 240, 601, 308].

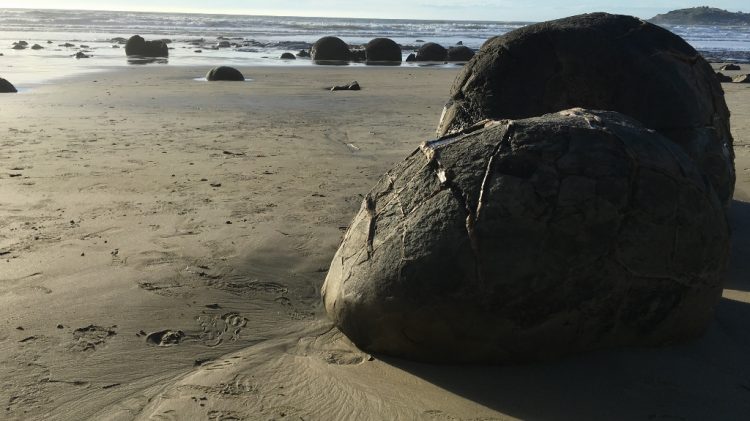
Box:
[1, 65, 749, 420]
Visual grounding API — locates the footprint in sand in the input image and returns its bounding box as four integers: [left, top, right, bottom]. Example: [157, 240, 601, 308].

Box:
[145, 330, 185, 346]
[196, 312, 249, 347]
[70, 325, 117, 352]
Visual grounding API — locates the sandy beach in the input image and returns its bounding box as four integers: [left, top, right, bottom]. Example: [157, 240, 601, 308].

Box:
[1, 64, 750, 420]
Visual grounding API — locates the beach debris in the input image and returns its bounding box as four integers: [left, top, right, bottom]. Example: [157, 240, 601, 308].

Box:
[280, 52, 296, 60]
[146, 329, 185, 346]
[446, 45, 474, 61]
[0, 77, 17, 93]
[311, 36, 350, 63]
[734, 74, 750, 83]
[125, 35, 168, 57]
[322, 109, 729, 364]
[330, 81, 361, 91]
[365, 38, 402, 63]
[414, 42, 447, 61]
[206, 66, 245, 81]
[720, 63, 741, 71]
[436, 12, 735, 209]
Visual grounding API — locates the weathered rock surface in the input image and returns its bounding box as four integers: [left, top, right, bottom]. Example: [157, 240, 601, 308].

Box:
[415, 42, 447, 61]
[0, 78, 17, 93]
[734, 74, 750, 83]
[311, 36, 350, 62]
[125, 35, 169, 57]
[446, 45, 475, 61]
[365, 38, 402, 63]
[206, 66, 245, 81]
[437, 13, 735, 208]
[323, 109, 729, 364]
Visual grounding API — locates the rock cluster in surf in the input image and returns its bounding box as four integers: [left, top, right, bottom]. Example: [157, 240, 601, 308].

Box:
[125, 35, 169, 57]
[322, 13, 734, 364]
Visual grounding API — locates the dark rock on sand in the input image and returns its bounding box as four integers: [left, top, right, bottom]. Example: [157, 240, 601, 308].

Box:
[322, 109, 729, 364]
[365, 38, 402, 63]
[720, 63, 740, 71]
[280, 52, 296, 60]
[446, 45, 474, 61]
[12, 43, 26, 50]
[125, 35, 169, 57]
[734, 74, 750, 83]
[74, 52, 91, 59]
[206, 66, 245, 81]
[31, 44, 44, 50]
[297, 49, 311, 58]
[437, 13, 736, 208]
[311, 36, 350, 62]
[415, 42, 447, 61]
[0, 78, 17, 93]
[60, 42, 75, 48]
[716, 72, 733, 82]
[330, 81, 360, 91]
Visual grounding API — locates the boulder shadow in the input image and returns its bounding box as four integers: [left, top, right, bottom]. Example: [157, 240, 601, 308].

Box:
[382, 295, 750, 420]
[727, 199, 750, 291]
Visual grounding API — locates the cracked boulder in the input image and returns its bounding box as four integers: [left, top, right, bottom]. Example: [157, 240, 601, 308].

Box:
[437, 13, 735, 208]
[322, 109, 729, 364]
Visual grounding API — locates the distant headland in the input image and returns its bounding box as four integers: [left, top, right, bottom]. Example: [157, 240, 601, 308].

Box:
[650, 6, 750, 25]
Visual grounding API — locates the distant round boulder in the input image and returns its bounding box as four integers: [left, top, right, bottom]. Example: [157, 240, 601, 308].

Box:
[125, 35, 169, 57]
[206, 66, 245, 81]
[31, 44, 44, 50]
[322, 109, 729, 364]
[365, 38, 402, 63]
[415, 42, 447, 61]
[0, 78, 17, 93]
[311, 36, 350, 62]
[437, 13, 735, 208]
[280, 52, 296, 60]
[446, 45, 474, 61]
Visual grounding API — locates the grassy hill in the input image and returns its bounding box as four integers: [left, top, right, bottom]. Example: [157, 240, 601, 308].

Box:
[650, 6, 750, 25]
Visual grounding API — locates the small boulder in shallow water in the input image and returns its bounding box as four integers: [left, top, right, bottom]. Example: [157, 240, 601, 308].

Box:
[322, 109, 729, 364]
[311, 36, 350, 62]
[365, 38, 402, 63]
[31, 44, 44, 50]
[206, 66, 245, 81]
[0, 78, 17, 93]
[446, 45, 474, 61]
[415, 42, 447, 61]
[280, 52, 296, 60]
[74, 51, 90, 59]
[125, 35, 168, 57]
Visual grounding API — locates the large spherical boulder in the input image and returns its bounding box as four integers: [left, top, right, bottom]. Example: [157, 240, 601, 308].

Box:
[437, 13, 735, 208]
[311, 36, 350, 62]
[446, 45, 475, 61]
[322, 109, 729, 364]
[0, 78, 17, 93]
[206, 66, 245, 81]
[125, 35, 169, 57]
[415, 42, 447, 61]
[365, 38, 402, 63]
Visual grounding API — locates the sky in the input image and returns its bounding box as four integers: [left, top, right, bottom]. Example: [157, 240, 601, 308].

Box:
[0, 1, 746, 21]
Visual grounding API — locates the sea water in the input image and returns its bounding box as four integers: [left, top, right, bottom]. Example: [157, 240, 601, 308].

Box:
[1, 8, 748, 87]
